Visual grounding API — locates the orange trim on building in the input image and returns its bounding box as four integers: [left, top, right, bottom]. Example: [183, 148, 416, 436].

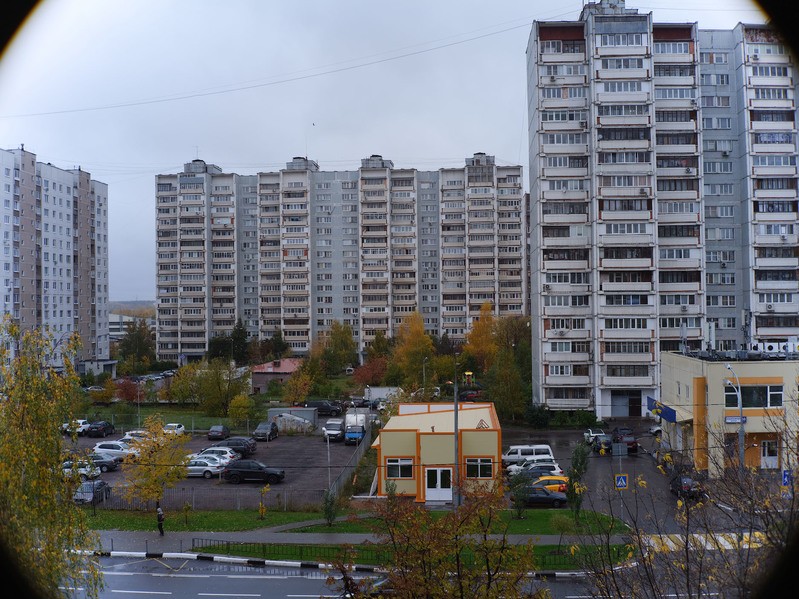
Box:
[693, 377, 707, 471]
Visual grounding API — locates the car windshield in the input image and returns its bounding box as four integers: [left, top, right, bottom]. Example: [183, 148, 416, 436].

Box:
[77, 482, 94, 492]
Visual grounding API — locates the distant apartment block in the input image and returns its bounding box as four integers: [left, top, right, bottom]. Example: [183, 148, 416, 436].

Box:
[155, 154, 527, 363]
[526, 0, 799, 418]
[0, 146, 111, 374]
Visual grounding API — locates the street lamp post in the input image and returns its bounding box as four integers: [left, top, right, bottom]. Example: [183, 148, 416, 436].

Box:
[725, 363, 745, 476]
[423, 357, 428, 396]
[453, 357, 461, 507]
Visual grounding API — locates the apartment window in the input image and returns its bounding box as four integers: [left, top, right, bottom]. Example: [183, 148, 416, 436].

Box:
[707, 273, 736, 285]
[704, 161, 733, 174]
[604, 318, 648, 329]
[599, 33, 643, 47]
[759, 293, 793, 303]
[465, 458, 493, 479]
[706, 227, 734, 240]
[707, 295, 736, 307]
[603, 81, 643, 93]
[706, 250, 735, 262]
[700, 96, 730, 108]
[604, 341, 651, 354]
[705, 205, 735, 218]
[700, 52, 727, 64]
[724, 385, 783, 408]
[700, 74, 729, 86]
[607, 365, 649, 377]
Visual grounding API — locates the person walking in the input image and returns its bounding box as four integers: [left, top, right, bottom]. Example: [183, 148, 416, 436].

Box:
[157, 505, 165, 536]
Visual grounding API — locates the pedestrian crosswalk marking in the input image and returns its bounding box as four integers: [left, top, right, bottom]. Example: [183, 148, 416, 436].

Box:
[642, 532, 766, 552]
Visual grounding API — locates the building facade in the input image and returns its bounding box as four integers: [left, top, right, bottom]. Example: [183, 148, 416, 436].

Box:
[1, 146, 110, 372]
[155, 154, 526, 363]
[526, 0, 799, 418]
[659, 351, 799, 479]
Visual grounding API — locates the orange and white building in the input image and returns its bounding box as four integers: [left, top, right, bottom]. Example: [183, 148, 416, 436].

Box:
[372, 402, 502, 503]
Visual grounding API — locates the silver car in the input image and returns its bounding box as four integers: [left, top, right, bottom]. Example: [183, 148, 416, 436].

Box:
[186, 457, 225, 479]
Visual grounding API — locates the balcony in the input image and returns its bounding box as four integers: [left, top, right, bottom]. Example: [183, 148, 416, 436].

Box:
[600, 258, 652, 269]
[541, 212, 589, 225]
[599, 210, 652, 222]
[545, 397, 592, 410]
[597, 233, 653, 247]
[600, 281, 652, 293]
[601, 375, 655, 387]
[545, 375, 591, 386]
[658, 258, 701, 270]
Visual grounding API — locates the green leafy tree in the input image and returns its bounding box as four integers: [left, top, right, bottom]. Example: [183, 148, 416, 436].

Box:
[366, 330, 391, 360]
[227, 393, 256, 427]
[485, 347, 526, 421]
[463, 301, 498, 375]
[165, 362, 201, 404]
[230, 318, 249, 366]
[267, 330, 290, 359]
[206, 334, 232, 361]
[392, 312, 434, 388]
[0, 321, 103, 598]
[566, 443, 589, 523]
[195, 359, 251, 417]
[282, 370, 313, 407]
[116, 318, 155, 375]
[121, 414, 189, 506]
[322, 321, 358, 375]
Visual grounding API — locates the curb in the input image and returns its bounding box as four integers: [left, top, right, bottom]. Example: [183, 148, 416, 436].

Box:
[83, 549, 386, 573]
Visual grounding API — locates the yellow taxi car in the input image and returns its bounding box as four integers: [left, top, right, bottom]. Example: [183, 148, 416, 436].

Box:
[528, 475, 570, 493]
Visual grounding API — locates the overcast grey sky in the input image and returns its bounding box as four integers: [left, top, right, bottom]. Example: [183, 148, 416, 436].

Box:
[0, 0, 766, 301]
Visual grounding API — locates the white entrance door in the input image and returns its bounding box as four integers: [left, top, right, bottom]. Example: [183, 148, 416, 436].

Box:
[761, 440, 779, 469]
[425, 468, 452, 501]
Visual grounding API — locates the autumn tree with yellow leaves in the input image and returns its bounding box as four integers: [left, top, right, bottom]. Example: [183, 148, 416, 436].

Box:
[0, 320, 103, 598]
[463, 302, 498, 374]
[121, 414, 190, 508]
[392, 311, 434, 389]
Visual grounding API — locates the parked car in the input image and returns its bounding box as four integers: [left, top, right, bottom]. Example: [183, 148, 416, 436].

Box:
[592, 434, 613, 454]
[617, 433, 639, 453]
[670, 475, 704, 501]
[92, 441, 137, 461]
[510, 485, 568, 508]
[197, 447, 239, 465]
[526, 475, 570, 493]
[211, 436, 257, 456]
[86, 421, 116, 438]
[207, 425, 231, 440]
[163, 423, 186, 435]
[506, 457, 559, 477]
[305, 400, 342, 417]
[648, 423, 663, 437]
[501, 444, 555, 468]
[87, 451, 120, 472]
[73, 479, 112, 504]
[61, 419, 91, 436]
[344, 425, 366, 445]
[252, 421, 279, 442]
[186, 457, 225, 479]
[322, 418, 345, 442]
[119, 429, 151, 444]
[611, 427, 634, 443]
[510, 461, 564, 479]
[583, 428, 605, 444]
[61, 459, 100, 481]
[221, 459, 285, 484]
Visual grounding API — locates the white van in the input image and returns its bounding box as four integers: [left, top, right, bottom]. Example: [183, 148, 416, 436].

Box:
[501, 444, 555, 468]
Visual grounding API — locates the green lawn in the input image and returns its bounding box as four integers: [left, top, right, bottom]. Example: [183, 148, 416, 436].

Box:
[287, 509, 625, 535]
[82, 508, 320, 531]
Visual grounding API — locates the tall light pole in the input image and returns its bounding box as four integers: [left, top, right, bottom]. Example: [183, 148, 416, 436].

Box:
[453, 356, 461, 507]
[725, 363, 745, 476]
[423, 357, 428, 395]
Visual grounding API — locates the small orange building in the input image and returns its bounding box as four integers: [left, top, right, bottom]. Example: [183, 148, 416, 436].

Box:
[372, 402, 502, 503]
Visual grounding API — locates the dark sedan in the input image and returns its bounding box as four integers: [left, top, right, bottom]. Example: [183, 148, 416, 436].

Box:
[592, 434, 613, 454]
[87, 452, 120, 472]
[73, 479, 112, 504]
[221, 459, 285, 484]
[510, 486, 568, 508]
[670, 475, 704, 501]
[207, 425, 230, 440]
[212, 436, 257, 456]
[252, 421, 278, 442]
[86, 421, 116, 438]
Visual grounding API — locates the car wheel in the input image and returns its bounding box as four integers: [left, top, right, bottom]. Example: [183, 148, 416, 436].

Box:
[551, 500, 562, 508]
[267, 474, 279, 484]
[100, 465, 109, 473]
[228, 474, 241, 484]
[203, 470, 213, 479]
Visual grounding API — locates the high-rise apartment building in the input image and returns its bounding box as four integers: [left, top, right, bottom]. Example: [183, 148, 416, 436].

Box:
[526, 0, 798, 418]
[155, 154, 526, 363]
[0, 146, 111, 372]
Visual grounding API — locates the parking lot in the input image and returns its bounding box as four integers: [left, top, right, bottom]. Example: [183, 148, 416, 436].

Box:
[63, 425, 370, 511]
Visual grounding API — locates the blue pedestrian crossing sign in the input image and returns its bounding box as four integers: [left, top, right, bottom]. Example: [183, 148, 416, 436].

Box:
[615, 474, 628, 490]
[783, 470, 793, 487]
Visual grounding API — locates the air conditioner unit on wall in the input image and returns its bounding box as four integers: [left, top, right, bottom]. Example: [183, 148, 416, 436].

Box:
[557, 330, 566, 336]
[544, 284, 551, 290]
[767, 304, 774, 311]
[752, 54, 759, 61]
[681, 305, 688, 312]
[722, 151, 730, 157]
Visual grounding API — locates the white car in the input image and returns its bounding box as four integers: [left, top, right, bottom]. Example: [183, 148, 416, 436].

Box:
[119, 429, 150, 444]
[61, 419, 91, 436]
[583, 428, 605, 444]
[92, 441, 138, 461]
[163, 423, 186, 435]
[197, 447, 239, 465]
[507, 457, 559, 477]
[186, 457, 225, 479]
[61, 459, 101, 481]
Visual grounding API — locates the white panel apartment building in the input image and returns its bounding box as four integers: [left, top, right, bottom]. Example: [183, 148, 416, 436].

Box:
[526, 0, 799, 419]
[1, 147, 110, 372]
[155, 154, 526, 363]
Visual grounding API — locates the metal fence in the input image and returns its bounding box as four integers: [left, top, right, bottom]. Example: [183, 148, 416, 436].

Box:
[327, 421, 374, 499]
[89, 485, 325, 512]
[191, 538, 389, 564]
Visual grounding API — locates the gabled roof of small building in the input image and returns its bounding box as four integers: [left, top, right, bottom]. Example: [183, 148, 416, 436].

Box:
[251, 357, 304, 375]
[373, 403, 499, 447]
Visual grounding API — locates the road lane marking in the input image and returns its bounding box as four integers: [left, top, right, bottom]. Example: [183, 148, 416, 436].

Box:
[198, 594, 261, 597]
[110, 591, 172, 595]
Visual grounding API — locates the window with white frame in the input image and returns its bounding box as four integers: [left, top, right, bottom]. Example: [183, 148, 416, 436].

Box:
[724, 385, 783, 408]
[386, 458, 413, 478]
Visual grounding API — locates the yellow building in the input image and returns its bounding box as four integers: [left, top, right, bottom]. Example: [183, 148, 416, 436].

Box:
[658, 353, 799, 478]
[372, 403, 502, 503]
